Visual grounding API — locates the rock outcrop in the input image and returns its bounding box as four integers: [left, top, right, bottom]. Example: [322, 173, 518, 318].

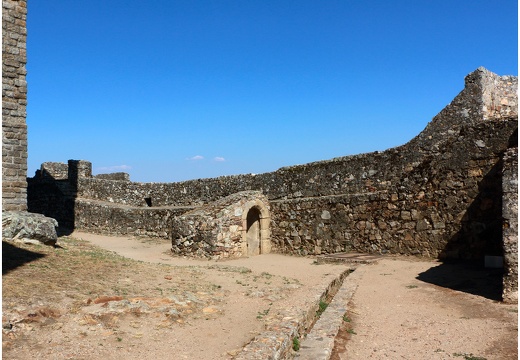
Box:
[2, 211, 58, 246]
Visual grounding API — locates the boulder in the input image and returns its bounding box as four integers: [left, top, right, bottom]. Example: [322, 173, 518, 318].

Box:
[2, 211, 58, 246]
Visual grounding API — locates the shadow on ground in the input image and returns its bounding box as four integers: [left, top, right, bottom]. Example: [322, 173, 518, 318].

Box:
[416, 261, 503, 301]
[2, 241, 46, 275]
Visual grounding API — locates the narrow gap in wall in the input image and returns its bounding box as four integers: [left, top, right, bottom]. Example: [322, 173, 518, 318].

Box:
[144, 197, 152, 207]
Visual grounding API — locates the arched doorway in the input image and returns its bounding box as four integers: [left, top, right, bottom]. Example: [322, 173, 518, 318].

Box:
[246, 207, 261, 256]
[241, 196, 271, 257]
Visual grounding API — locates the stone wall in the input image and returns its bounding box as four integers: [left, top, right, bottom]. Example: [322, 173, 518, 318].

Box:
[502, 147, 518, 303]
[28, 68, 518, 265]
[2, 0, 28, 211]
[94, 172, 130, 181]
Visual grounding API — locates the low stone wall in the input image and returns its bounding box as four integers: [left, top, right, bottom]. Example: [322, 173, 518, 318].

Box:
[74, 200, 192, 238]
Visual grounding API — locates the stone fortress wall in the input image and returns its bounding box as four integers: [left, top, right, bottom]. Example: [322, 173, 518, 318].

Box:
[4, 2, 516, 301]
[2, 0, 28, 211]
[27, 68, 517, 300]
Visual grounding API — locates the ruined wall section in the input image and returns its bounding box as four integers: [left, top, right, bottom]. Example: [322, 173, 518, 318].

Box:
[171, 191, 271, 259]
[27, 162, 78, 229]
[2, 0, 28, 211]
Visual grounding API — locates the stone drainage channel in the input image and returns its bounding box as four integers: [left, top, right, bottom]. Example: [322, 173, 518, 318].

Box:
[234, 253, 381, 360]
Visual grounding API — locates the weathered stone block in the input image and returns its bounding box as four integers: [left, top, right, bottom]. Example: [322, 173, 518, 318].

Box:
[2, 211, 58, 246]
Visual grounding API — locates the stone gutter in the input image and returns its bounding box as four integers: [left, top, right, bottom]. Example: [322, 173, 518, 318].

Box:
[234, 266, 355, 360]
[295, 269, 363, 359]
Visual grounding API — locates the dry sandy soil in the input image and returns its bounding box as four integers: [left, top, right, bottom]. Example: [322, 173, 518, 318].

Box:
[3, 232, 518, 360]
[331, 258, 518, 360]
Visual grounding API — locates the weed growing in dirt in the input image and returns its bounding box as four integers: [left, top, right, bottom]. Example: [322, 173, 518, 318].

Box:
[342, 315, 351, 322]
[256, 307, 270, 319]
[405, 285, 418, 289]
[261, 272, 273, 279]
[316, 301, 328, 316]
[346, 328, 357, 335]
[292, 336, 300, 351]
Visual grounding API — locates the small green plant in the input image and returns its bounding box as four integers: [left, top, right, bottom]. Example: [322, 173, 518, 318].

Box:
[116, 337, 123, 342]
[405, 285, 418, 289]
[292, 336, 300, 351]
[346, 328, 356, 335]
[316, 300, 328, 316]
[256, 308, 270, 319]
[342, 315, 351, 322]
[261, 272, 273, 279]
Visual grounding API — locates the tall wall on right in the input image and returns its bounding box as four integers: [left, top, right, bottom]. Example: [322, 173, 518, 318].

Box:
[502, 147, 518, 303]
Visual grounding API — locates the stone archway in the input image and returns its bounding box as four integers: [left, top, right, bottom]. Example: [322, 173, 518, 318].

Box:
[241, 198, 271, 257]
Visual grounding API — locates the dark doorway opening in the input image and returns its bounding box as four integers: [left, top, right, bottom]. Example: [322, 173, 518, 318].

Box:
[246, 207, 261, 256]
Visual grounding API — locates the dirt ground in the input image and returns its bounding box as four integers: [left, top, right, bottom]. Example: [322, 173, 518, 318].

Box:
[3, 232, 346, 360]
[3, 232, 518, 360]
[331, 258, 518, 360]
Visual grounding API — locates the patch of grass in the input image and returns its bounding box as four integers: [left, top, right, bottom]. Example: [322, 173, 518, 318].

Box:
[405, 285, 418, 289]
[316, 300, 328, 316]
[346, 328, 356, 335]
[261, 272, 273, 279]
[256, 307, 270, 319]
[292, 336, 300, 351]
[2, 237, 219, 311]
[342, 315, 351, 322]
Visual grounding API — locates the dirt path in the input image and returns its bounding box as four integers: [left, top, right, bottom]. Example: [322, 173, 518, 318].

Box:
[70, 232, 520, 360]
[68, 232, 352, 359]
[332, 258, 518, 360]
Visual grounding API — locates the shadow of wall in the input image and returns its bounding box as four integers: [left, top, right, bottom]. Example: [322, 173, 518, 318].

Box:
[2, 241, 46, 274]
[415, 159, 505, 301]
[416, 261, 503, 301]
[441, 159, 504, 262]
[420, 130, 518, 301]
[441, 128, 517, 261]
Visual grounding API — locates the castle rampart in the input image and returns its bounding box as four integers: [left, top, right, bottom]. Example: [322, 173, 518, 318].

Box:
[28, 68, 518, 299]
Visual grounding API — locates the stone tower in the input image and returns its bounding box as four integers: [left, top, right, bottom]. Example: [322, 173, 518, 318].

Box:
[2, 0, 28, 211]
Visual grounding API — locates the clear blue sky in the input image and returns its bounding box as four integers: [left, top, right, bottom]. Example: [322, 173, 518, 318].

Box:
[27, 1, 518, 182]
